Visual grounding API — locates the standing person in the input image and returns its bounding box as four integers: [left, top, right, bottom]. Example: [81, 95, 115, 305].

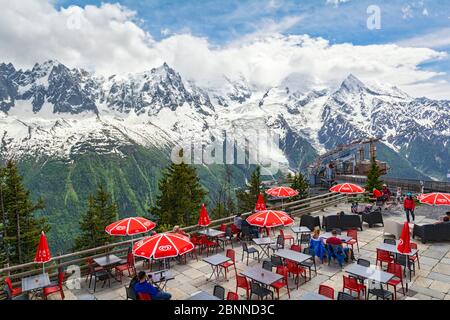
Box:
[395, 187, 402, 205]
[234, 213, 243, 238]
[403, 192, 416, 223]
[134, 271, 172, 300]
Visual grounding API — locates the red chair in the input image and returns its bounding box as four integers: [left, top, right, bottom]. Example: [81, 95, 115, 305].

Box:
[201, 235, 218, 256]
[227, 291, 239, 300]
[4, 277, 22, 297]
[346, 229, 359, 252]
[137, 292, 152, 300]
[271, 266, 290, 299]
[190, 235, 203, 254]
[290, 244, 301, 252]
[85, 257, 103, 282]
[280, 229, 295, 245]
[286, 260, 307, 289]
[115, 251, 136, 283]
[386, 262, 405, 300]
[220, 249, 237, 280]
[318, 284, 334, 300]
[342, 275, 366, 300]
[409, 243, 420, 269]
[376, 249, 394, 269]
[230, 224, 239, 236]
[236, 275, 251, 300]
[43, 271, 65, 300]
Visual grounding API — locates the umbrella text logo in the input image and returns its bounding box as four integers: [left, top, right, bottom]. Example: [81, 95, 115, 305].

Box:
[159, 245, 172, 251]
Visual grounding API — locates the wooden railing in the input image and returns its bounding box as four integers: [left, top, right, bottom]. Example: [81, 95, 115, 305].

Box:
[0, 192, 346, 296]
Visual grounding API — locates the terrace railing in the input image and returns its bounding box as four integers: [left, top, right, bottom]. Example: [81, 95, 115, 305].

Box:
[0, 192, 346, 297]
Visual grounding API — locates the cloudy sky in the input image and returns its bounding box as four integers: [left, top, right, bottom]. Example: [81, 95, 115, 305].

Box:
[1, 0, 450, 98]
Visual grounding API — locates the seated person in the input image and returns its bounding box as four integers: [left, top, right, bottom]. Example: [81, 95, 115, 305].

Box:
[309, 227, 325, 262]
[436, 216, 450, 224]
[171, 225, 189, 237]
[338, 211, 345, 217]
[241, 219, 259, 238]
[234, 213, 243, 237]
[438, 211, 450, 222]
[325, 230, 352, 262]
[134, 271, 172, 300]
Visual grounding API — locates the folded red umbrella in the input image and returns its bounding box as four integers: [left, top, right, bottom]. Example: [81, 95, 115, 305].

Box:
[418, 192, 450, 206]
[330, 183, 365, 194]
[246, 210, 294, 228]
[266, 186, 299, 198]
[105, 217, 156, 236]
[373, 188, 382, 198]
[198, 204, 211, 227]
[132, 233, 194, 260]
[34, 231, 51, 264]
[397, 222, 411, 254]
[255, 193, 267, 211]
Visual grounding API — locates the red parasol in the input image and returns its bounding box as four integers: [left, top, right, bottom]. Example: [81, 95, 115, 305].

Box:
[34, 231, 51, 274]
[105, 217, 156, 236]
[198, 204, 211, 227]
[330, 183, 365, 194]
[266, 186, 299, 198]
[246, 210, 294, 228]
[255, 193, 267, 211]
[418, 192, 450, 206]
[132, 233, 194, 260]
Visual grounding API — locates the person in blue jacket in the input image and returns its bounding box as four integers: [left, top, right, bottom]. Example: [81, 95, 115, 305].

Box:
[134, 271, 172, 300]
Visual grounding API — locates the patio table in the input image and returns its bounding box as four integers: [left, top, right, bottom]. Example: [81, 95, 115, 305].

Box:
[252, 237, 274, 259]
[376, 242, 418, 256]
[202, 254, 231, 282]
[94, 254, 123, 284]
[290, 226, 311, 245]
[198, 228, 226, 250]
[274, 249, 311, 264]
[241, 266, 283, 287]
[345, 263, 395, 299]
[187, 291, 221, 300]
[21, 273, 50, 299]
[148, 269, 174, 291]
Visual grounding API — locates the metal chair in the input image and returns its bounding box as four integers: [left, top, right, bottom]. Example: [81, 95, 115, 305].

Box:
[262, 260, 273, 271]
[384, 238, 396, 245]
[269, 235, 284, 253]
[337, 291, 356, 300]
[300, 247, 317, 278]
[250, 282, 273, 300]
[241, 242, 260, 265]
[357, 258, 371, 267]
[213, 285, 226, 300]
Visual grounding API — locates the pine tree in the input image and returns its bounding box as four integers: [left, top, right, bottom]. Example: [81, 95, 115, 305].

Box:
[236, 166, 265, 212]
[290, 172, 309, 200]
[151, 162, 206, 229]
[74, 184, 118, 251]
[0, 166, 7, 267]
[366, 160, 383, 192]
[1, 160, 48, 264]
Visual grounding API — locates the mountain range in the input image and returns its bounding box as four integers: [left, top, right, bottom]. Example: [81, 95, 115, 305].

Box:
[1, 60, 449, 251]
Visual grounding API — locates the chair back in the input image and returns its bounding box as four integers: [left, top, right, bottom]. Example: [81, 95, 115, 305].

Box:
[58, 271, 65, 288]
[279, 229, 285, 237]
[219, 224, 226, 232]
[410, 242, 418, 250]
[276, 265, 289, 281]
[270, 255, 282, 267]
[276, 235, 284, 248]
[137, 292, 152, 300]
[127, 251, 134, 267]
[262, 260, 273, 271]
[4, 277, 13, 292]
[226, 249, 235, 262]
[227, 291, 239, 300]
[126, 285, 136, 300]
[337, 291, 355, 300]
[384, 238, 396, 245]
[376, 248, 391, 261]
[318, 285, 334, 300]
[225, 226, 233, 238]
[347, 229, 358, 240]
[343, 275, 359, 290]
[387, 262, 403, 279]
[290, 244, 301, 252]
[300, 233, 311, 244]
[242, 242, 249, 253]
[213, 285, 225, 300]
[236, 275, 249, 290]
[357, 258, 370, 267]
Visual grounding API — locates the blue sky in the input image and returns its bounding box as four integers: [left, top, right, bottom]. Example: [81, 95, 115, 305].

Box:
[1, 0, 449, 98]
[55, 0, 449, 46]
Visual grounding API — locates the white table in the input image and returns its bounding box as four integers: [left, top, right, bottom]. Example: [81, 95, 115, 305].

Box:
[203, 254, 231, 282]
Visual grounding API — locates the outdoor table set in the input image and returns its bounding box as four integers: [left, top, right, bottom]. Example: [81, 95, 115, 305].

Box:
[21, 273, 51, 299]
[290, 226, 311, 245]
[241, 266, 283, 287]
[148, 269, 175, 291]
[344, 263, 395, 300]
[93, 254, 122, 285]
[252, 237, 275, 259]
[202, 254, 231, 282]
[198, 228, 226, 250]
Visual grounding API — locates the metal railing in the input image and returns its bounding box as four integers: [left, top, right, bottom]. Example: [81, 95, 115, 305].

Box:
[0, 192, 346, 296]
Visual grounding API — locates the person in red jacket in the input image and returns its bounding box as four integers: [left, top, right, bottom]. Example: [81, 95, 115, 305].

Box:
[403, 192, 416, 223]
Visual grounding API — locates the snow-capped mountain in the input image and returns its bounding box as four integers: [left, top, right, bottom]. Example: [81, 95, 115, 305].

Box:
[1, 60, 449, 180]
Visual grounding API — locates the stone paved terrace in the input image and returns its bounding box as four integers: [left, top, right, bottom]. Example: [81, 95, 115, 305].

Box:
[54, 203, 450, 300]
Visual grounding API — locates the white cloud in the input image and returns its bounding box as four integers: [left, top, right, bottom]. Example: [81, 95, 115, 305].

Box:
[0, 0, 449, 99]
[397, 28, 450, 49]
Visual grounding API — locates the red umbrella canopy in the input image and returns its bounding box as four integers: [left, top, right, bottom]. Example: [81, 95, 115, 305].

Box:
[105, 217, 156, 236]
[397, 222, 411, 254]
[255, 193, 267, 211]
[419, 193, 450, 206]
[132, 233, 194, 260]
[266, 186, 299, 198]
[34, 231, 51, 263]
[246, 210, 294, 228]
[198, 204, 211, 227]
[330, 183, 365, 194]
[373, 188, 382, 198]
